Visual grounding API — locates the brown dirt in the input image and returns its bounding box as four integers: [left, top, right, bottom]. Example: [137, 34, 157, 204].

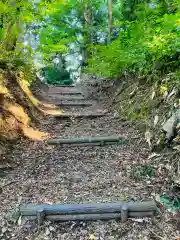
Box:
[0, 84, 179, 240]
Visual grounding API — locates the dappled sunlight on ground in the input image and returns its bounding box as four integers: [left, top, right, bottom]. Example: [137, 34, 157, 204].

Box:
[22, 126, 50, 141]
[0, 115, 20, 139]
[4, 102, 29, 125]
[0, 102, 50, 141]
[18, 73, 64, 115]
[41, 108, 63, 115]
[18, 75, 39, 107]
[0, 72, 64, 141]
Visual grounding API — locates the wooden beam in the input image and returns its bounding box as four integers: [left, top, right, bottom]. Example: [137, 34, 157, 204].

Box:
[53, 112, 107, 119]
[49, 92, 83, 96]
[49, 95, 85, 101]
[48, 87, 82, 95]
[46, 135, 126, 145]
[53, 85, 76, 87]
[45, 211, 154, 221]
[23, 212, 154, 222]
[20, 201, 157, 216]
[55, 141, 122, 147]
[55, 101, 94, 107]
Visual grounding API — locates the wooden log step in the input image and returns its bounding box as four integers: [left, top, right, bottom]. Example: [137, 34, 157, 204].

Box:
[47, 136, 127, 145]
[53, 85, 76, 87]
[20, 201, 157, 216]
[55, 101, 94, 107]
[21, 211, 154, 223]
[49, 91, 83, 96]
[53, 112, 107, 119]
[48, 90, 83, 95]
[49, 95, 85, 101]
[48, 87, 82, 94]
[57, 141, 121, 147]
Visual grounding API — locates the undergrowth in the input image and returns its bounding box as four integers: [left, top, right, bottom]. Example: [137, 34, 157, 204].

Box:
[87, 2, 180, 80]
[87, 1, 180, 148]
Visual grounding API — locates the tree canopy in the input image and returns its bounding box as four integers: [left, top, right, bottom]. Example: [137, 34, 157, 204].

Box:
[0, 0, 179, 83]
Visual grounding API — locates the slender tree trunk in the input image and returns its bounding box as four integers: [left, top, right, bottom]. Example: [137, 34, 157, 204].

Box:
[107, 0, 112, 44]
[82, 1, 92, 66]
[3, 5, 21, 51]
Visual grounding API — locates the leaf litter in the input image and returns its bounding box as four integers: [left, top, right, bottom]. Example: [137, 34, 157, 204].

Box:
[0, 86, 179, 240]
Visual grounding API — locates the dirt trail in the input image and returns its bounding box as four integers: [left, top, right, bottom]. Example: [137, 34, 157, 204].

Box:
[0, 85, 179, 240]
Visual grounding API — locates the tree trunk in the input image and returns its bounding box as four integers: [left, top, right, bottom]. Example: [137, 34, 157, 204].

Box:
[82, 1, 92, 66]
[107, 0, 113, 44]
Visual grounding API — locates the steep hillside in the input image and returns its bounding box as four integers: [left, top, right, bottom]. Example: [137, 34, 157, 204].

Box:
[98, 72, 179, 151]
[0, 64, 63, 143]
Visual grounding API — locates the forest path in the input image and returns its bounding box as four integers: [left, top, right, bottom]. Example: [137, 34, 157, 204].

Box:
[0, 84, 178, 240]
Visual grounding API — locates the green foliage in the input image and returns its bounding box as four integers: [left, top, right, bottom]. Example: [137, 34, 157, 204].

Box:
[0, 0, 67, 67]
[1, 0, 179, 85]
[37, 0, 107, 64]
[133, 165, 156, 180]
[160, 196, 180, 211]
[43, 66, 73, 85]
[88, 1, 180, 78]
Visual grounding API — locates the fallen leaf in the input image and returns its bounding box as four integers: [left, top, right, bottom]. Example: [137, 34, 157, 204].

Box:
[167, 88, 176, 100]
[151, 90, 155, 100]
[45, 228, 50, 236]
[173, 146, 180, 151]
[131, 218, 144, 223]
[18, 215, 22, 225]
[160, 85, 168, 95]
[90, 233, 95, 240]
[1, 227, 7, 234]
[148, 153, 160, 160]
[154, 115, 159, 126]
[145, 130, 152, 148]
[164, 90, 168, 99]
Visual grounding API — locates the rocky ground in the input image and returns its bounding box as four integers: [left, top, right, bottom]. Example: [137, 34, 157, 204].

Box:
[0, 84, 179, 240]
